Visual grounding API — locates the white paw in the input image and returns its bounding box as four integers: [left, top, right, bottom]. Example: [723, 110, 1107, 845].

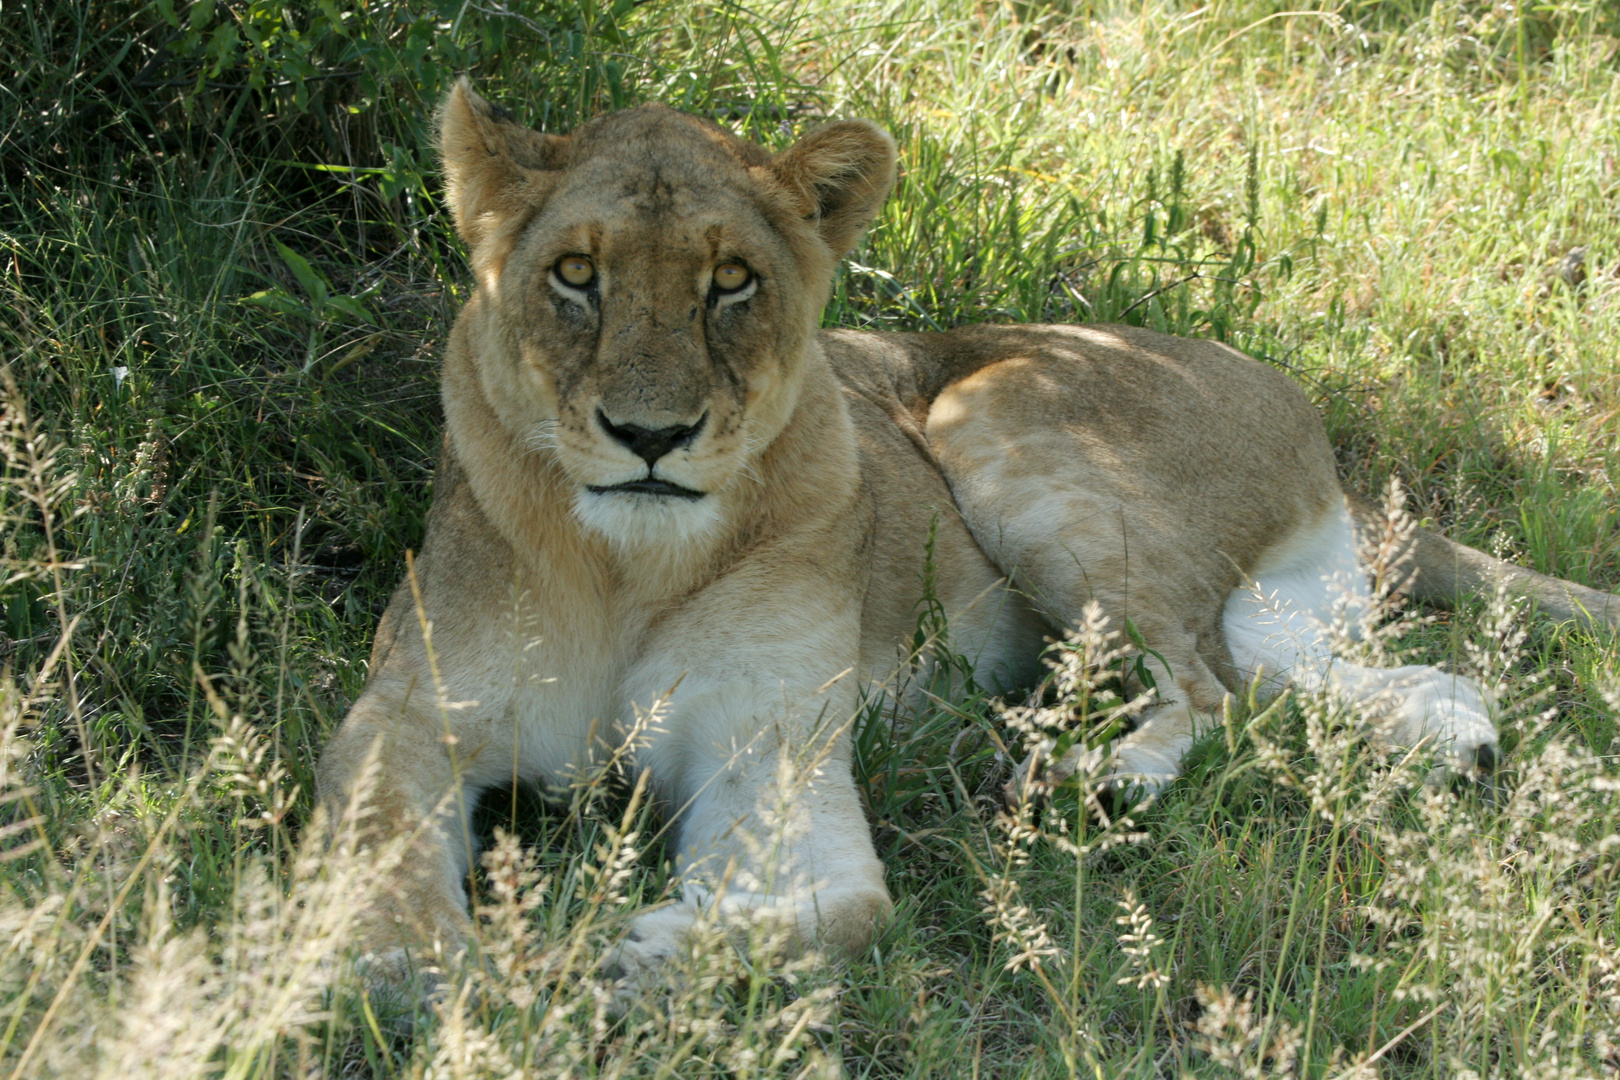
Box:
[602, 901, 702, 988]
[1107, 740, 1184, 794]
[1349, 665, 1499, 775]
[600, 888, 797, 1005]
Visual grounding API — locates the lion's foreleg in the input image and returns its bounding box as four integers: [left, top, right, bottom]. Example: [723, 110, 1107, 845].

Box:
[671, 727, 891, 948]
[315, 694, 484, 986]
[608, 657, 891, 987]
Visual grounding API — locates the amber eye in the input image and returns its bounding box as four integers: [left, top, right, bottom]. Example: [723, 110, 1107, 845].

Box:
[556, 255, 596, 288]
[713, 262, 751, 292]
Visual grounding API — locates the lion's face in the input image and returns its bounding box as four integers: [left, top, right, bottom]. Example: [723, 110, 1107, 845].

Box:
[438, 85, 896, 546]
[497, 111, 826, 545]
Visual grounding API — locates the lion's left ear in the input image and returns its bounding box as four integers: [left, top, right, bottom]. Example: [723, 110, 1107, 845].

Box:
[437, 77, 570, 251]
[765, 120, 897, 257]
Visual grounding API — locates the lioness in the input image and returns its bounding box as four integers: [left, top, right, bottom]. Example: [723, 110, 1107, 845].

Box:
[316, 79, 1618, 989]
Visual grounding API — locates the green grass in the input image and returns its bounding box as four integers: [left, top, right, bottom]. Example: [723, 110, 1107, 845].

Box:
[3, 0, 1620, 1075]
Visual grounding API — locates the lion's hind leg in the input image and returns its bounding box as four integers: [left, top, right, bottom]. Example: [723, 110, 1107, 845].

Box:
[927, 468, 1236, 793]
[926, 366, 1243, 795]
[1222, 502, 1499, 774]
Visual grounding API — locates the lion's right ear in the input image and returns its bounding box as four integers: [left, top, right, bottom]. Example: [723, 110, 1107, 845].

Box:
[437, 78, 569, 250]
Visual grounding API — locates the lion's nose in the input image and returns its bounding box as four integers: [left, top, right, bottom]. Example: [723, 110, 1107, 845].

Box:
[596, 409, 706, 467]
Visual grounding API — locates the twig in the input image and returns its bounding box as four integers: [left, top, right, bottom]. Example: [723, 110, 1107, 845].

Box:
[1335, 1002, 1446, 1077]
[1119, 271, 1201, 317]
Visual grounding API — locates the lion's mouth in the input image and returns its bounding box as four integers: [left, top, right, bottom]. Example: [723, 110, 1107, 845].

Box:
[586, 478, 706, 500]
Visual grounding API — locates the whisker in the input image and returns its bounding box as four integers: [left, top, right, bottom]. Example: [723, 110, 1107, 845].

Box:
[735, 418, 768, 487]
[522, 419, 561, 455]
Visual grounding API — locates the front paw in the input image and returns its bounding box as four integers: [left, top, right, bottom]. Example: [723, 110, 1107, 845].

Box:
[600, 896, 745, 1012]
[351, 946, 452, 1008]
[599, 890, 809, 1008]
[601, 901, 702, 989]
[344, 905, 472, 1007]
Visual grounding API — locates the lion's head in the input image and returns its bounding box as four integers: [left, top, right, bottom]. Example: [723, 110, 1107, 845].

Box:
[437, 80, 896, 546]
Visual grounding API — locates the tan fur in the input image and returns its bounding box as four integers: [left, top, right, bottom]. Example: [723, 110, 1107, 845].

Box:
[316, 79, 1619, 989]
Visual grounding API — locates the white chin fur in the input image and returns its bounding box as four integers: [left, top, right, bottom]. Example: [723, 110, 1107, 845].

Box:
[573, 488, 723, 548]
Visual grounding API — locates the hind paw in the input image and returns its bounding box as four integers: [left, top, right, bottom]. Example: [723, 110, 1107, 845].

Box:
[1348, 665, 1498, 778]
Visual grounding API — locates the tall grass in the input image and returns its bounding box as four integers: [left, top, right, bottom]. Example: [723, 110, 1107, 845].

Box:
[2, 0, 1619, 1074]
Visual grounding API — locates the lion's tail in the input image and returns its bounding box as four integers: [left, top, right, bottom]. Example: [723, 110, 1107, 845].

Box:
[1345, 489, 1620, 631]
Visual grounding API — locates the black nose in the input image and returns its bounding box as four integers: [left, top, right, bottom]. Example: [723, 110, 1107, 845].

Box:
[597, 409, 706, 467]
